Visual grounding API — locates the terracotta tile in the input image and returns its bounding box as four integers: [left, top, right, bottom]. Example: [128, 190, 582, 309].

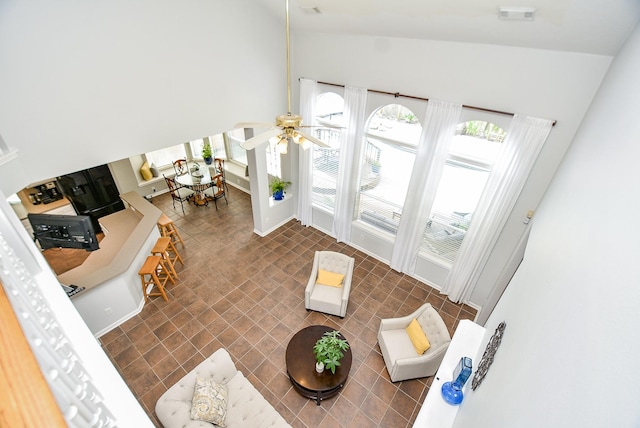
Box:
[143, 343, 170, 367]
[97, 190, 483, 428]
[298, 399, 328, 426]
[152, 354, 180, 381]
[153, 320, 177, 341]
[359, 392, 387, 424]
[113, 344, 141, 370]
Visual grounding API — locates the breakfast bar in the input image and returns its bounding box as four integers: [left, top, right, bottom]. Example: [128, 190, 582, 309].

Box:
[57, 191, 162, 337]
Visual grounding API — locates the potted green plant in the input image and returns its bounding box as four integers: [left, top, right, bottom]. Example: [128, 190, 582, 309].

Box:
[269, 177, 291, 201]
[202, 141, 213, 165]
[313, 330, 350, 374]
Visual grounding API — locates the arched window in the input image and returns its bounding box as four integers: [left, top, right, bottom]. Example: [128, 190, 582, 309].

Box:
[355, 104, 422, 235]
[421, 120, 506, 261]
[312, 92, 345, 210]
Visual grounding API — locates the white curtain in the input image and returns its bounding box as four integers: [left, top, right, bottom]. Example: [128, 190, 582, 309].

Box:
[297, 78, 318, 226]
[391, 100, 462, 273]
[442, 114, 553, 303]
[333, 86, 368, 243]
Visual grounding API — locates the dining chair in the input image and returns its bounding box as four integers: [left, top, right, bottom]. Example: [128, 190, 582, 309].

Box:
[163, 175, 194, 214]
[203, 173, 227, 210]
[214, 158, 229, 192]
[173, 159, 188, 176]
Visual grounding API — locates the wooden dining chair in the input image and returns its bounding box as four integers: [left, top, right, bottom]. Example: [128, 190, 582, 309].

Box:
[214, 158, 229, 192]
[173, 159, 188, 176]
[203, 173, 227, 210]
[163, 175, 194, 214]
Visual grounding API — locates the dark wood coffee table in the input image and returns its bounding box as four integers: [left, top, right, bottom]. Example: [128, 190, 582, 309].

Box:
[285, 325, 352, 405]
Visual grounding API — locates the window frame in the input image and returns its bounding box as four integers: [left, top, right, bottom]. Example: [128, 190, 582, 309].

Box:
[418, 109, 511, 264]
[353, 96, 425, 237]
[311, 89, 346, 212]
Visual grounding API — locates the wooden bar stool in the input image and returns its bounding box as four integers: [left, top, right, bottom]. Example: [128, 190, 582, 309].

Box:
[157, 213, 185, 247]
[151, 237, 181, 280]
[138, 255, 173, 302]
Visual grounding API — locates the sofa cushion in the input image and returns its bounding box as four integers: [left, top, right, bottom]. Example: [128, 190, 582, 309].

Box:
[140, 162, 153, 181]
[316, 269, 344, 287]
[190, 376, 228, 426]
[405, 318, 431, 355]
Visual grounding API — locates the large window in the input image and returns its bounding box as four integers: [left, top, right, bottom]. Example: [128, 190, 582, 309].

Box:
[227, 129, 248, 165]
[312, 92, 345, 210]
[144, 130, 247, 174]
[189, 134, 226, 160]
[355, 104, 421, 235]
[421, 121, 506, 261]
[145, 144, 187, 168]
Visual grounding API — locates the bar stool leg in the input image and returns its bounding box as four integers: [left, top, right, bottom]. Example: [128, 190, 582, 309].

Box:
[166, 239, 184, 266]
[151, 271, 169, 301]
[139, 255, 170, 302]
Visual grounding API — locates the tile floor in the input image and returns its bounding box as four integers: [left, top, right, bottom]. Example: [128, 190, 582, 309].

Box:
[99, 187, 477, 427]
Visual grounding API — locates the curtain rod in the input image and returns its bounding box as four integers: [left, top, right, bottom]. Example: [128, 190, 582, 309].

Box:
[315, 80, 557, 126]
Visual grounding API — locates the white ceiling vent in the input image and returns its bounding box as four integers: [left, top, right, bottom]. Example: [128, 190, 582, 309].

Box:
[300, 6, 321, 15]
[498, 7, 536, 21]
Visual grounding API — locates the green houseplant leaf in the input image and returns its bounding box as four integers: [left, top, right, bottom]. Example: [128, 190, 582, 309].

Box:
[202, 141, 212, 159]
[269, 177, 291, 194]
[313, 330, 350, 374]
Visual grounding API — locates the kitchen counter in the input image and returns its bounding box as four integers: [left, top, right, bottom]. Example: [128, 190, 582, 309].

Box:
[58, 191, 162, 337]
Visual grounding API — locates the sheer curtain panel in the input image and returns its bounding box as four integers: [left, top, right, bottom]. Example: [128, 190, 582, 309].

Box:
[297, 78, 318, 226]
[390, 100, 462, 273]
[333, 86, 368, 243]
[441, 114, 553, 303]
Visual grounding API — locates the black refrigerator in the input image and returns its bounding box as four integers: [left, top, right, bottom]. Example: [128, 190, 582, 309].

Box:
[57, 164, 125, 233]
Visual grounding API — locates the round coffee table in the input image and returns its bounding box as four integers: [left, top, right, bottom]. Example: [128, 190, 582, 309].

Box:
[285, 325, 352, 405]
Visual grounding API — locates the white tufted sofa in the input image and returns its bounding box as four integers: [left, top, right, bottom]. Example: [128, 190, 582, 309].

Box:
[155, 348, 290, 428]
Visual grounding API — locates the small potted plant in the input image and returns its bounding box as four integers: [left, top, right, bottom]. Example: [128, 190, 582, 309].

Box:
[202, 141, 213, 165]
[313, 330, 350, 374]
[269, 177, 291, 201]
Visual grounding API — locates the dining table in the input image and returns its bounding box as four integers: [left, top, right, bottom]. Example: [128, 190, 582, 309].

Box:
[174, 166, 215, 206]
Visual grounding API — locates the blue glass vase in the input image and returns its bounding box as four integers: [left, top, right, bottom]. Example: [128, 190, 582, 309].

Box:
[441, 381, 464, 405]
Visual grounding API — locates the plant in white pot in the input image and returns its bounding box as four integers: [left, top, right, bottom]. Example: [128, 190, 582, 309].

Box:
[313, 330, 350, 374]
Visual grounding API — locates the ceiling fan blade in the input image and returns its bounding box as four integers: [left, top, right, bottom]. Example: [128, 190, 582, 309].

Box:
[297, 130, 331, 148]
[299, 124, 345, 130]
[240, 128, 283, 150]
[234, 122, 276, 129]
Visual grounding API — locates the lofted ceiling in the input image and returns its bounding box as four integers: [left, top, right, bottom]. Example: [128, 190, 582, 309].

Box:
[255, 0, 640, 56]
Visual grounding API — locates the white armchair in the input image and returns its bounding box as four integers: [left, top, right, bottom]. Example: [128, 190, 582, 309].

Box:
[377, 303, 451, 382]
[305, 251, 355, 318]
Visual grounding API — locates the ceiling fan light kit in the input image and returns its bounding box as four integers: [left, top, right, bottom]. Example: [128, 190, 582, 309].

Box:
[237, 0, 331, 152]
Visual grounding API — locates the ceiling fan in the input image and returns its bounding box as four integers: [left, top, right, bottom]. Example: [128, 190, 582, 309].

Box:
[236, 0, 333, 154]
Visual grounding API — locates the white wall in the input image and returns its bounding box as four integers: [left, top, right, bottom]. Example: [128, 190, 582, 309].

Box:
[292, 32, 613, 308]
[454, 23, 640, 427]
[0, 0, 285, 196]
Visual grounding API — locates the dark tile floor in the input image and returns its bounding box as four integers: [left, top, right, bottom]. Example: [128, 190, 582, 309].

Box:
[99, 186, 476, 427]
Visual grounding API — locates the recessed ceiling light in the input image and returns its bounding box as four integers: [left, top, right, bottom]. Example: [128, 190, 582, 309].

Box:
[498, 6, 536, 21]
[300, 6, 321, 15]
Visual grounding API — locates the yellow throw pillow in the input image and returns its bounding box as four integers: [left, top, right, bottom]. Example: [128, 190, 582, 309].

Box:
[405, 318, 431, 355]
[140, 162, 153, 181]
[316, 269, 344, 287]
